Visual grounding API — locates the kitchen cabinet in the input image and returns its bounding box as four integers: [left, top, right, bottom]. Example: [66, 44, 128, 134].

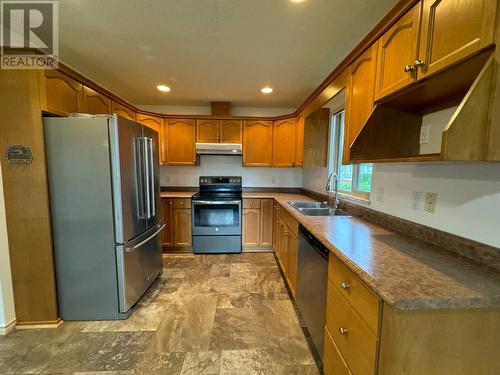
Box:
[272, 118, 296, 167]
[161, 199, 174, 250]
[242, 199, 274, 249]
[374, 3, 420, 100]
[242, 208, 260, 247]
[165, 119, 197, 165]
[294, 114, 305, 167]
[111, 101, 136, 121]
[137, 114, 162, 133]
[343, 42, 378, 163]
[243, 120, 273, 166]
[40, 69, 83, 116]
[196, 119, 219, 143]
[81, 86, 111, 114]
[162, 198, 192, 251]
[173, 207, 192, 248]
[259, 199, 274, 247]
[220, 120, 242, 143]
[417, 0, 496, 80]
[196, 119, 242, 143]
[273, 202, 299, 295]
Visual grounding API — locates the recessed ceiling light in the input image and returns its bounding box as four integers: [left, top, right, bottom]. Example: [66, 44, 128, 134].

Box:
[157, 84, 171, 92]
[261, 86, 274, 94]
[290, 0, 307, 3]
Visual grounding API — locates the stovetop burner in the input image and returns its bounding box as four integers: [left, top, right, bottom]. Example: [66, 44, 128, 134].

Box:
[193, 176, 242, 201]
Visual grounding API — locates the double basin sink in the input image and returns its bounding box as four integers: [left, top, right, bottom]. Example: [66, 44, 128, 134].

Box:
[289, 201, 351, 217]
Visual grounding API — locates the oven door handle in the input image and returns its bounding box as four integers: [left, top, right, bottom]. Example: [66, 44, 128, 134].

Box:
[193, 200, 241, 205]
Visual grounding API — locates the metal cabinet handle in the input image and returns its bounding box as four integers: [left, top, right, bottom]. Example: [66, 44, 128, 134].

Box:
[404, 64, 415, 72]
[341, 282, 350, 290]
[186, 211, 191, 215]
[414, 60, 425, 68]
[339, 327, 349, 336]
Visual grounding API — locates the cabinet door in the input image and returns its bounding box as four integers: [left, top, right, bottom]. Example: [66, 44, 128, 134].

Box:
[166, 119, 196, 165]
[111, 101, 136, 121]
[243, 120, 273, 166]
[82, 86, 111, 114]
[137, 114, 162, 133]
[278, 223, 289, 274]
[173, 208, 192, 248]
[273, 203, 280, 251]
[41, 70, 82, 116]
[220, 120, 243, 143]
[196, 119, 219, 143]
[259, 199, 273, 247]
[343, 42, 378, 163]
[294, 114, 305, 167]
[161, 199, 174, 250]
[418, 0, 497, 79]
[374, 4, 420, 100]
[242, 208, 261, 247]
[272, 119, 296, 167]
[287, 232, 298, 295]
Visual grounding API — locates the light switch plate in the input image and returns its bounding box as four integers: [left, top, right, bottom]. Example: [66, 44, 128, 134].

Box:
[411, 191, 423, 209]
[424, 192, 437, 213]
[376, 187, 384, 202]
[420, 125, 430, 144]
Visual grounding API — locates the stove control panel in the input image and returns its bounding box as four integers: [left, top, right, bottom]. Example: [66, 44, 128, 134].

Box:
[199, 176, 242, 186]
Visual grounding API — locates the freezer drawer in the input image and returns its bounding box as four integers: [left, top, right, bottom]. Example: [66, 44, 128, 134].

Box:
[116, 223, 164, 312]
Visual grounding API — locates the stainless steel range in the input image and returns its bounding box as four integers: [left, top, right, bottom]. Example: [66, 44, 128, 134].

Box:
[192, 176, 242, 254]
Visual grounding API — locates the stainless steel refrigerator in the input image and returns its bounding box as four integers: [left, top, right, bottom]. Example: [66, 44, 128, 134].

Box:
[44, 114, 164, 320]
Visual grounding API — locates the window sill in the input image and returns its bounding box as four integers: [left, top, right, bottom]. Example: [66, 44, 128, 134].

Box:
[338, 192, 371, 206]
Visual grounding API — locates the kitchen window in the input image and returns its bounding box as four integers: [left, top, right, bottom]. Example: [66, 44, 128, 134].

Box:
[328, 110, 373, 200]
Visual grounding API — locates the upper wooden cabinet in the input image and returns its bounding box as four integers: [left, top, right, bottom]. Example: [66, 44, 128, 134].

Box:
[417, 0, 496, 79]
[374, 0, 497, 101]
[272, 119, 296, 167]
[243, 120, 273, 167]
[294, 114, 305, 167]
[220, 120, 242, 143]
[196, 119, 242, 143]
[165, 119, 197, 165]
[196, 119, 219, 143]
[137, 114, 162, 133]
[40, 70, 82, 116]
[374, 3, 420, 100]
[344, 42, 378, 163]
[111, 101, 136, 121]
[81, 86, 111, 115]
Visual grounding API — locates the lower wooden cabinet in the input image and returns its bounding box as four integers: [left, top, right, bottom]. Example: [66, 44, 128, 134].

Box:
[272, 202, 299, 295]
[162, 198, 192, 251]
[242, 199, 274, 249]
[324, 327, 352, 375]
[161, 199, 174, 249]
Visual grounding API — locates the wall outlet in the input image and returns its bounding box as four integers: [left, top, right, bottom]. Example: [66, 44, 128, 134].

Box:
[424, 192, 437, 213]
[271, 176, 276, 184]
[376, 187, 384, 202]
[420, 125, 430, 144]
[410, 191, 423, 209]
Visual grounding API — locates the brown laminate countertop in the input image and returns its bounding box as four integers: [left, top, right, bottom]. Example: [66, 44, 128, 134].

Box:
[162, 191, 500, 310]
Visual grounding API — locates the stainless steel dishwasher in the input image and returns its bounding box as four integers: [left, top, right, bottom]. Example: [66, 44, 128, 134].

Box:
[296, 225, 329, 361]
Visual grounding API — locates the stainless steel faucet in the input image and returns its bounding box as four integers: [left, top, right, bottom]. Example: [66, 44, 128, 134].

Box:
[326, 172, 340, 209]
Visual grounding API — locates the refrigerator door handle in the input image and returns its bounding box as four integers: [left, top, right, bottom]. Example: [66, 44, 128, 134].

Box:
[147, 138, 156, 217]
[134, 138, 146, 219]
[142, 137, 151, 219]
[125, 224, 165, 252]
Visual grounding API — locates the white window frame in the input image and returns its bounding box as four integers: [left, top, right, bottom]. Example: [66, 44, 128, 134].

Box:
[328, 110, 372, 201]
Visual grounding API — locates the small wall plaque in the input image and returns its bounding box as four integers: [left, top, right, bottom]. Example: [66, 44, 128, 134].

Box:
[6, 145, 33, 164]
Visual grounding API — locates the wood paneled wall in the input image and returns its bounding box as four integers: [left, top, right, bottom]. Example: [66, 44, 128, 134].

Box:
[0, 70, 59, 325]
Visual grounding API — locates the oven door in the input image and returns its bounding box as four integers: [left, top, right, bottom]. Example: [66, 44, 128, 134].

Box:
[192, 200, 242, 236]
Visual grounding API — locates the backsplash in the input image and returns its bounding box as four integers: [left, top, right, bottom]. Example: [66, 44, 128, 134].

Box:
[160, 155, 303, 187]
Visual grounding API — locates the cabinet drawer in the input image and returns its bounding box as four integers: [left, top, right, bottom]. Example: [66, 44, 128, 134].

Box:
[328, 256, 380, 333]
[173, 198, 191, 208]
[243, 198, 260, 209]
[324, 327, 352, 375]
[326, 281, 378, 375]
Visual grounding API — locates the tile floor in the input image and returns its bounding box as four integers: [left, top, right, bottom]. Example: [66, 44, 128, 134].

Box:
[0, 253, 321, 374]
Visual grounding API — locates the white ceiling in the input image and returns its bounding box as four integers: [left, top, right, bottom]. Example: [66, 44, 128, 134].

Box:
[58, 0, 398, 108]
